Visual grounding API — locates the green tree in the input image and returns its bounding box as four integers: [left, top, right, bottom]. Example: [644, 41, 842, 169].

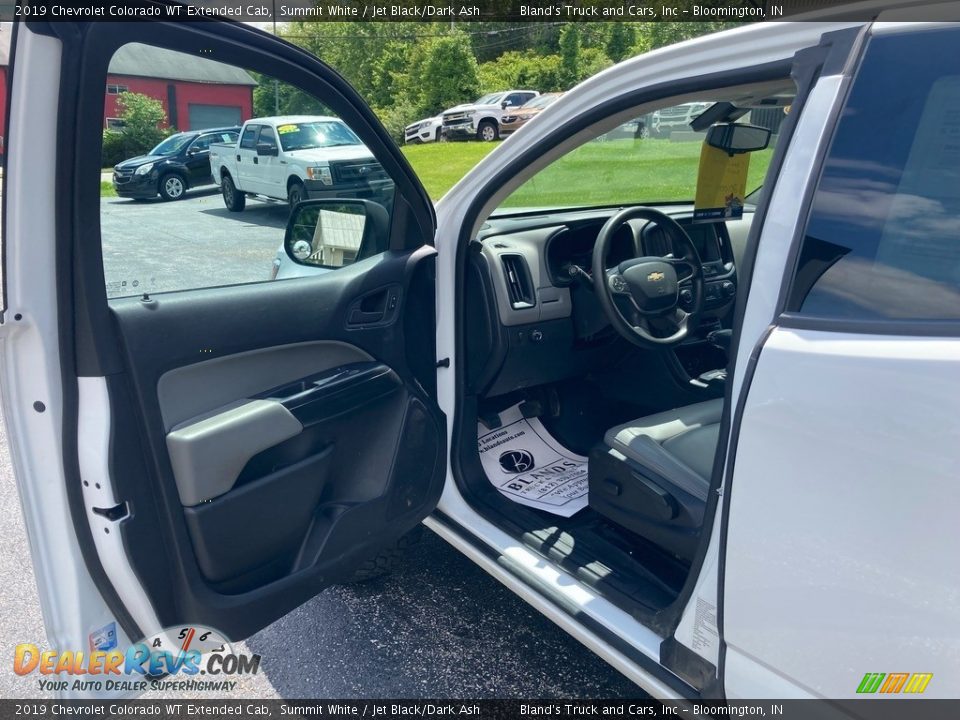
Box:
[605, 23, 635, 63]
[116, 92, 169, 147]
[478, 51, 564, 94]
[579, 48, 614, 82]
[101, 92, 171, 167]
[418, 31, 481, 116]
[559, 24, 582, 88]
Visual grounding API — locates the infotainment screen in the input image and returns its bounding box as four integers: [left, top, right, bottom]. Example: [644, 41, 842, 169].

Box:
[683, 223, 722, 262]
[643, 221, 723, 263]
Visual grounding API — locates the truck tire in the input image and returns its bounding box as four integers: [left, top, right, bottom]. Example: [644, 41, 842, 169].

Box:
[159, 173, 186, 201]
[477, 120, 499, 142]
[342, 525, 424, 584]
[221, 174, 245, 212]
[288, 180, 305, 209]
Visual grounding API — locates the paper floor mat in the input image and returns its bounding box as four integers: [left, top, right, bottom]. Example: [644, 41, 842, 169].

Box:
[477, 404, 588, 517]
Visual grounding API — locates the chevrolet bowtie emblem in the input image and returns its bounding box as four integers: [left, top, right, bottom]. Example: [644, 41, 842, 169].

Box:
[647, 271, 665, 282]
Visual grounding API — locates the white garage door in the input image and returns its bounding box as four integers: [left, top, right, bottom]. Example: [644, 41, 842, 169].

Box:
[188, 104, 242, 130]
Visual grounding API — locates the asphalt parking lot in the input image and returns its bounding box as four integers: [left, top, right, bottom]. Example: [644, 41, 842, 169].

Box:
[0, 189, 645, 700]
[101, 188, 288, 299]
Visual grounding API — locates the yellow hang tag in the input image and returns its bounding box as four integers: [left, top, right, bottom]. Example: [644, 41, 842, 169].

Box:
[693, 144, 749, 223]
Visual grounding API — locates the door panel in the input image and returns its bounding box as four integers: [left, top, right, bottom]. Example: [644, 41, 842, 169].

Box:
[18, 16, 442, 646]
[106, 249, 443, 637]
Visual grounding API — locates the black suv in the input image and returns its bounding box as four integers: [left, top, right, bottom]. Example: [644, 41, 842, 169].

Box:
[112, 127, 240, 201]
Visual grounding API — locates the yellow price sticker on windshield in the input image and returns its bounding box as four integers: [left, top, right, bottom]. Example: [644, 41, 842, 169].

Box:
[693, 144, 749, 223]
[277, 124, 298, 134]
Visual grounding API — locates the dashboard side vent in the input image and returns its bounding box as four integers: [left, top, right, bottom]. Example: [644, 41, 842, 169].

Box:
[500, 254, 536, 309]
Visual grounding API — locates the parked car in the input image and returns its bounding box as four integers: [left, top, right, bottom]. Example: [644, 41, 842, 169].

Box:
[651, 101, 711, 137]
[441, 90, 539, 141]
[5, 5, 959, 703]
[111, 127, 239, 201]
[403, 115, 442, 144]
[499, 92, 563, 135]
[209, 116, 394, 211]
[595, 113, 658, 142]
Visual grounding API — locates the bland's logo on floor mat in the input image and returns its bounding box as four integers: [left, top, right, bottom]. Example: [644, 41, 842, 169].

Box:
[499, 449, 535, 474]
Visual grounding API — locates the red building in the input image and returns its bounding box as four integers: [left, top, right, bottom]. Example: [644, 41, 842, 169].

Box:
[0, 28, 256, 141]
[104, 43, 257, 131]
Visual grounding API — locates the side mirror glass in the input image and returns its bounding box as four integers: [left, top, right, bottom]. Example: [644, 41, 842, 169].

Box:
[706, 123, 771, 155]
[256, 142, 278, 157]
[284, 199, 389, 269]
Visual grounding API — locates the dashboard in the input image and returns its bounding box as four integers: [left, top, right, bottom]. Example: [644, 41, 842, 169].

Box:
[465, 205, 752, 397]
[474, 205, 743, 327]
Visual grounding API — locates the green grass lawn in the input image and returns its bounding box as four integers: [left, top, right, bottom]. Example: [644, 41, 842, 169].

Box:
[402, 138, 772, 206]
[101, 139, 772, 206]
[400, 141, 500, 201]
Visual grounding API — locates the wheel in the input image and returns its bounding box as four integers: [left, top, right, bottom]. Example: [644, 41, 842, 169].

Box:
[593, 206, 704, 348]
[342, 525, 424, 584]
[435, 128, 442, 143]
[288, 180, 305, 209]
[158, 173, 186, 201]
[635, 125, 651, 140]
[221, 174, 245, 212]
[477, 120, 499, 142]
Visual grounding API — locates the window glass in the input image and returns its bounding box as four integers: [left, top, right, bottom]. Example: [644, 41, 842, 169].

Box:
[239, 126, 258, 149]
[788, 29, 960, 322]
[188, 135, 213, 152]
[497, 99, 783, 211]
[258, 125, 277, 149]
[101, 43, 395, 299]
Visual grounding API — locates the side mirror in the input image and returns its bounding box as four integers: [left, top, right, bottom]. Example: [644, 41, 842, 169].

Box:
[501, 101, 510, 110]
[256, 142, 279, 157]
[706, 123, 771, 155]
[284, 199, 389, 269]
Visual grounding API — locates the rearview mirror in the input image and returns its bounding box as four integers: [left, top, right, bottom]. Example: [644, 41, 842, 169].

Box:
[284, 199, 389, 269]
[256, 142, 278, 157]
[706, 123, 771, 155]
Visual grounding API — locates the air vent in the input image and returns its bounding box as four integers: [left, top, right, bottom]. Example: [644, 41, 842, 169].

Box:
[500, 254, 536, 309]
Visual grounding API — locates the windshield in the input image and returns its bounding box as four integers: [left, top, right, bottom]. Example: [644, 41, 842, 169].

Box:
[498, 100, 785, 211]
[276, 121, 363, 151]
[474, 93, 506, 106]
[522, 94, 560, 110]
[150, 134, 194, 156]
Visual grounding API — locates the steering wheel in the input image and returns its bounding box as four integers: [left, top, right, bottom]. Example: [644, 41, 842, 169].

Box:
[592, 207, 704, 348]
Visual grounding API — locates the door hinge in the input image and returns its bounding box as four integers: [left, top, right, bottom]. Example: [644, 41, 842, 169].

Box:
[435, 358, 450, 368]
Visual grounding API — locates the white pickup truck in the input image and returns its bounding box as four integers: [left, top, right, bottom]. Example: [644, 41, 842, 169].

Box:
[209, 115, 394, 211]
[441, 90, 539, 141]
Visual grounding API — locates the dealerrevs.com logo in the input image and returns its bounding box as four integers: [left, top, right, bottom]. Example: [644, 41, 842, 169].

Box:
[13, 623, 261, 693]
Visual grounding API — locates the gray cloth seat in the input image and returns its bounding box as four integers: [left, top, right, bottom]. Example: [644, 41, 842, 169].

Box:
[604, 399, 723, 503]
[604, 398, 723, 502]
[592, 399, 723, 560]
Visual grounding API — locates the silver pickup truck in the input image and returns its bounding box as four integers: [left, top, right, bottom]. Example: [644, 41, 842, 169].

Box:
[209, 115, 394, 212]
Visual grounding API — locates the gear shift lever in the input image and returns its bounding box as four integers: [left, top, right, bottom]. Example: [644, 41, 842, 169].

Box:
[707, 328, 732, 352]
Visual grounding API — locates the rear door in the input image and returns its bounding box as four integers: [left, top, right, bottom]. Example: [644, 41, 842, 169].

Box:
[254, 124, 283, 199]
[236, 122, 261, 192]
[721, 23, 960, 699]
[184, 133, 214, 185]
[2, 17, 445, 650]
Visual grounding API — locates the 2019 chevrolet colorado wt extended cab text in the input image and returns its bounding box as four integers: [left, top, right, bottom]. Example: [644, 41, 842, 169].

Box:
[210, 115, 394, 211]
